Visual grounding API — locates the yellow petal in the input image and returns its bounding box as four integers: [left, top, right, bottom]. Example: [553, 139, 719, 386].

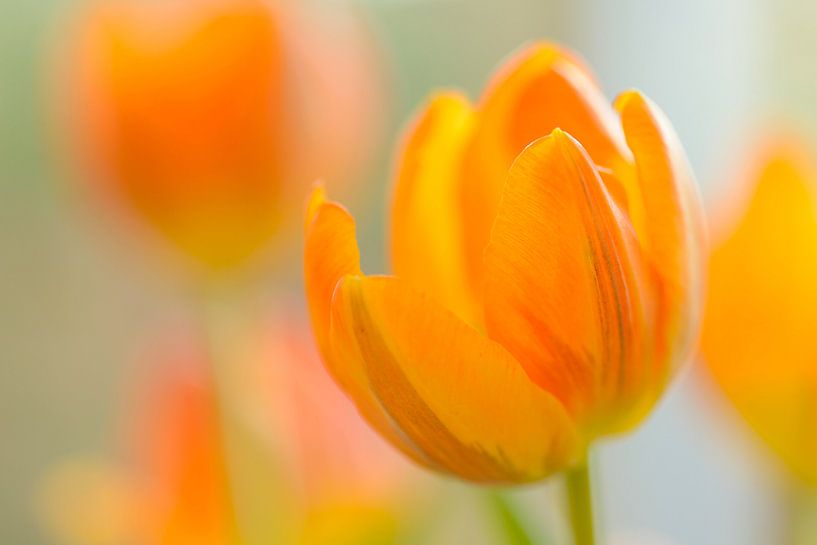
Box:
[390, 93, 479, 325]
[330, 274, 579, 482]
[616, 90, 705, 372]
[304, 188, 432, 467]
[483, 130, 647, 432]
[701, 142, 817, 483]
[459, 43, 630, 301]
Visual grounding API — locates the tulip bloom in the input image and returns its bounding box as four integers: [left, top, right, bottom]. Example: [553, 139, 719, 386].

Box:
[701, 139, 817, 484]
[65, 0, 381, 272]
[40, 327, 416, 545]
[305, 43, 704, 483]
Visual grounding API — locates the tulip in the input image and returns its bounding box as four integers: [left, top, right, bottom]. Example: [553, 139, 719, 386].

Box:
[39, 326, 419, 545]
[39, 348, 243, 545]
[304, 42, 704, 489]
[701, 138, 817, 485]
[63, 0, 382, 273]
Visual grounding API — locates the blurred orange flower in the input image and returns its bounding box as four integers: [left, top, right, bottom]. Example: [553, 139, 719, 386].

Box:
[63, 0, 382, 272]
[304, 43, 705, 483]
[701, 138, 817, 484]
[40, 323, 418, 545]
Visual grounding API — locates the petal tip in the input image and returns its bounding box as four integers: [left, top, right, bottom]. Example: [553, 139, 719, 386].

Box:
[305, 182, 328, 231]
[614, 88, 647, 113]
[511, 41, 582, 69]
[427, 90, 472, 110]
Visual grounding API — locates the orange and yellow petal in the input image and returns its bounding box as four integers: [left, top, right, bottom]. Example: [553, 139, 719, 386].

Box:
[701, 142, 817, 483]
[616, 91, 705, 374]
[304, 188, 432, 468]
[304, 186, 362, 354]
[390, 93, 479, 325]
[483, 130, 646, 432]
[330, 274, 579, 483]
[459, 43, 631, 300]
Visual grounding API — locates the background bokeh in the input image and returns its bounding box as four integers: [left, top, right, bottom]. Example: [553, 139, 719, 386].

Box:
[1, 0, 810, 543]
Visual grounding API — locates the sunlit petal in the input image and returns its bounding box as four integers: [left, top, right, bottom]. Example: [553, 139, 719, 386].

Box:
[331, 275, 579, 482]
[459, 44, 630, 299]
[390, 93, 479, 325]
[483, 130, 646, 430]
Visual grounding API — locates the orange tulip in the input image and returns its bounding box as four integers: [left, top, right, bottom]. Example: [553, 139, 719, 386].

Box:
[64, 0, 382, 272]
[701, 137, 817, 484]
[304, 43, 704, 483]
[41, 345, 241, 545]
[40, 324, 417, 545]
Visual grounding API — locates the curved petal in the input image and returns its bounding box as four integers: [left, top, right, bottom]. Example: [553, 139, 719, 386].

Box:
[330, 274, 579, 483]
[460, 43, 630, 305]
[616, 91, 705, 371]
[304, 185, 361, 353]
[390, 93, 479, 325]
[701, 143, 817, 483]
[483, 130, 647, 430]
[303, 188, 430, 467]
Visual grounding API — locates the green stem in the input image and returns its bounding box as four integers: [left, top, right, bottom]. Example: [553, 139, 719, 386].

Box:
[487, 490, 538, 545]
[200, 287, 253, 543]
[565, 459, 596, 545]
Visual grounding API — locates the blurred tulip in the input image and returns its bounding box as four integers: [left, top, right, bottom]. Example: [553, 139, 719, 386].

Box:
[39, 322, 419, 545]
[63, 0, 383, 273]
[304, 43, 704, 484]
[701, 138, 817, 484]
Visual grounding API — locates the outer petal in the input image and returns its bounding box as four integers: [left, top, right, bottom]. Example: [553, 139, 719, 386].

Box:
[304, 185, 361, 353]
[390, 93, 479, 325]
[330, 275, 579, 483]
[616, 91, 705, 373]
[304, 188, 431, 467]
[701, 143, 817, 483]
[483, 130, 646, 431]
[460, 43, 631, 301]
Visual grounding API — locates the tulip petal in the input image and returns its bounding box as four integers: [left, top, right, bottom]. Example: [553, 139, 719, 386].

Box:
[460, 43, 630, 305]
[481, 44, 628, 170]
[483, 130, 645, 428]
[304, 186, 361, 353]
[390, 93, 479, 325]
[330, 274, 579, 483]
[702, 144, 817, 483]
[304, 188, 430, 466]
[616, 91, 704, 368]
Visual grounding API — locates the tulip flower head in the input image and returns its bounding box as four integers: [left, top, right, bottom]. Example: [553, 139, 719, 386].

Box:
[305, 43, 704, 483]
[701, 138, 817, 484]
[65, 0, 382, 273]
